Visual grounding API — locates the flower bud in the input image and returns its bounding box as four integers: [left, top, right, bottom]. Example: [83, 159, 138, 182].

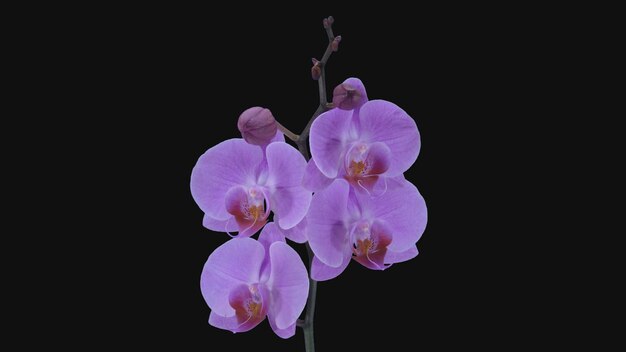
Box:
[237, 107, 278, 146]
[331, 35, 342, 52]
[332, 78, 368, 110]
[311, 63, 321, 80]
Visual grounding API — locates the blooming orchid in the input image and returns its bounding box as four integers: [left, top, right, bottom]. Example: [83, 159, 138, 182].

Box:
[307, 178, 427, 280]
[191, 133, 311, 238]
[190, 17, 428, 351]
[201, 223, 309, 338]
[304, 78, 420, 195]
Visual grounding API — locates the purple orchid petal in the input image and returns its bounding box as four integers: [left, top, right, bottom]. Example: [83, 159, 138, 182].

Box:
[269, 130, 285, 144]
[268, 317, 296, 339]
[385, 245, 419, 265]
[202, 213, 238, 233]
[309, 108, 353, 178]
[258, 222, 286, 248]
[258, 222, 286, 282]
[307, 179, 351, 267]
[357, 100, 420, 176]
[302, 159, 333, 192]
[385, 173, 408, 187]
[311, 250, 351, 281]
[191, 139, 263, 221]
[267, 241, 309, 330]
[356, 179, 427, 252]
[200, 238, 265, 317]
[265, 142, 311, 229]
[259, 131, 287, 160]
[208, 311, 241, 332]
[276, 217, 308, 244]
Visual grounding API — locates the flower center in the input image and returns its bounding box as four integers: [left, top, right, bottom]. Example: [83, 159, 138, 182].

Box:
[345, 143, 371, 177]
[243, 188, 265, 221]
[351, 220, 393, 270]
[225, 186, 269, 236]
[343, 142, 391, 194]
[354, 238, 373, 255]
[247, 205, 263, 221]
[352, 222, 376, 255]
[229, 283, 267, 329]
[349, 160, 367, 176]
[243, 285, 262, 319]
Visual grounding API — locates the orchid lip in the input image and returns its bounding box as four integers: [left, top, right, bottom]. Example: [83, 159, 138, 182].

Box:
[342, 142, 391, 195]
[225, 186, 270, 237]
[351, 220, 393, 270]
[229, 283, 267, 330]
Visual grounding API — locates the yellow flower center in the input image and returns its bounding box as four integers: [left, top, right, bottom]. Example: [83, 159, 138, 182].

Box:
[349, 160, 367, 176]
[354, 238, 373, 255]
[248, 205, 263, 220]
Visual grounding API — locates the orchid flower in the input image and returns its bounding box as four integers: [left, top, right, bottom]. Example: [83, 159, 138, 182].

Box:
[201, 223, 309, 338]
[304, 78, 420, 195]
[191, 135, 311, 238]
[190, 17, 429, 350]
[307, 178, 427, 280]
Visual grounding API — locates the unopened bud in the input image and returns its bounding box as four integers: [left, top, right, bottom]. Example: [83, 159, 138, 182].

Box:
[331, 35, 342, 52]
[323, 18, 330, 29]
[332, 77, 369, 110]
[237, 107, 278, 146]
[311, 63, 321, 80]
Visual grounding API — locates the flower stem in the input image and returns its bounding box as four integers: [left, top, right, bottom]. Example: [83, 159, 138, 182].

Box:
[294, 16, 339, 352]
[302, 244, 317, 352]
[295, 16, 336, 161]
[276, 121, 299, 142]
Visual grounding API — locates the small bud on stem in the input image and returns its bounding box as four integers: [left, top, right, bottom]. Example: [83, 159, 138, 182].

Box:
[237, 107, 278, 146]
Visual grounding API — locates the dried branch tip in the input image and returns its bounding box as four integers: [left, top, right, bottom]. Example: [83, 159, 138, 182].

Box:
[323, 16, 334, 29]
[331, 35, 342, 52]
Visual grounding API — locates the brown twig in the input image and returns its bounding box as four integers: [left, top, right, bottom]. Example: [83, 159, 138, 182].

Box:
[295, 16, 338, 161]
[275, 121, 299, 142]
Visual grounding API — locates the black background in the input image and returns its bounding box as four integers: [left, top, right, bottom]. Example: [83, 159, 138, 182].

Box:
[90, 7, 549, 350]
[13, 3, 614, 349]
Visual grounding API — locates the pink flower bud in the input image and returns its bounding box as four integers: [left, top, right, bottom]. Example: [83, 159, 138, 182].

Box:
[237, 107, 278, 146]
[331, 35, 342, 52]
[311, 63, 321, 80]
[332, 78, 368, 110]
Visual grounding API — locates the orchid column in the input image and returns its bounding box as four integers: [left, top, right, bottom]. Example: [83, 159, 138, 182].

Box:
[190, 17, 427, 352]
